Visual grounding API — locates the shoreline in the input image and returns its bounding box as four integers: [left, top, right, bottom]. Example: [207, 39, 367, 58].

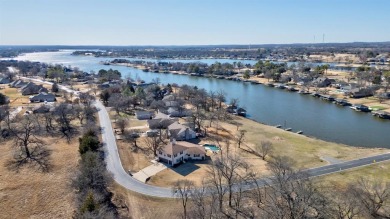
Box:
[108, 62, 390, 116]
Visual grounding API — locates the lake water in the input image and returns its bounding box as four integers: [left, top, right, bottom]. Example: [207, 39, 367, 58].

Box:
[9, 50, 390, 148]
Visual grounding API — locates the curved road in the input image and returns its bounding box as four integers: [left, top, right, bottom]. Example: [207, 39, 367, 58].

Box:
[21, 76, 390, 198]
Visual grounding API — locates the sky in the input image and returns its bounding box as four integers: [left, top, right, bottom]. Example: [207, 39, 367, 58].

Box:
[0, 0, 389, 45]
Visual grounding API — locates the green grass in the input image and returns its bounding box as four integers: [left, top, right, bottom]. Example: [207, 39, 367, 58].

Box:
[370, 105, 387, 111]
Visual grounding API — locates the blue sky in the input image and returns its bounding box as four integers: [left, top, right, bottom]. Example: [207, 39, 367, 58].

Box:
[0, 0, 389, 45]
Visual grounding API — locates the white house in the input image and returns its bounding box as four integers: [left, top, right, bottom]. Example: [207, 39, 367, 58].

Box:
[168, 122, 196, 140]
[158, 140, 206, 166]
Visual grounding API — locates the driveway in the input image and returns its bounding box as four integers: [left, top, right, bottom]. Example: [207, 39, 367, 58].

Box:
[132, 162, 167, 183]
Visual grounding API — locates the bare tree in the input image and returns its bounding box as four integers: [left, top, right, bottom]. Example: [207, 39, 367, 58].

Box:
[260, 156, 332, 218]
[330, 186, 362, 219]
[7, 115, 51, 171]
[116, 117, 128, 134]
[143, 136, 163, 156]
[207, 153, 251, 212]
[216, 90, 226, 109]
[0, 105, 9, 133]
[255, 140, 274, 160]
[236, 129, 246, 149]
[173, 180, 194, 219]
[53, 103, 76, 142]
[350, 178, 390, 218]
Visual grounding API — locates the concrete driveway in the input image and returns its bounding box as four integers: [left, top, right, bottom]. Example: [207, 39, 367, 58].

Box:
[132, 162, 167, 183]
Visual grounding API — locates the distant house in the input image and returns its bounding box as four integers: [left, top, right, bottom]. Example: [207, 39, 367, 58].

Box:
[21, 82, 48, 95]
[313, 77, 333, 88]
[32, 104, 52, 114]
[147, 112, 176, 129]
[164, 100, 179, 108]
[378, 92, 390, 99]
[98, 82, 111, 89]
[349, 88, 374, 98]
[158, 140, 206, 166]
[29, 92, 56, 103]
[167, 107, 192, 117]
[162, 94, 176, 101]
[135, 110, 154, 120]
[0, 77, 11, 84]
[168, 122, 196, 140]
[9, 79, 28, 88]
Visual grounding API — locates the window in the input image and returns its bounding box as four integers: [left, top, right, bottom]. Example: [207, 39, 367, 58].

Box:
[167, 154, 171, 158]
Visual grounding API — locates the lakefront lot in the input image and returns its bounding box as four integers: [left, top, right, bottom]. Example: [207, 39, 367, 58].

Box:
[112, 109, 389, 187]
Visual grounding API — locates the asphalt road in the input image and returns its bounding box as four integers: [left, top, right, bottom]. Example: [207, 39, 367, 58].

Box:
[20, 76, 390, 198]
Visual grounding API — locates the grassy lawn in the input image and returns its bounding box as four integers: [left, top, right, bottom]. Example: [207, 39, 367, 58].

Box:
[370, 105, 388, 111]
[314, 160, 390, 190]
[0, 137, 79, 218]
[224, 116, 389, 169]
[111, 183, 180, 218]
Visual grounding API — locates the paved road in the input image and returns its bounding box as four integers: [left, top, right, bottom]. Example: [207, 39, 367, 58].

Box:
[94, 100, 173, 197]
[20, 76, 390, 198]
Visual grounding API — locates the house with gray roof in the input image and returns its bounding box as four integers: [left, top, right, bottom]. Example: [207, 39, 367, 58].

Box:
[147, 112, 177, 129]
[9, 79, 28, 88]
[29, 92, 56, 103]
[21, 82, 48, 95]
[135, 110, 154, 120]
[167, 122, 196, 140]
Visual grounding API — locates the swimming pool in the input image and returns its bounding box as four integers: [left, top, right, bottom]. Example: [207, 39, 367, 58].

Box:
[203, 144, 221, 152]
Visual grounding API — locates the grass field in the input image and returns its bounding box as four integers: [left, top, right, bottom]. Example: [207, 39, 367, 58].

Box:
[0, 138, 79, 219]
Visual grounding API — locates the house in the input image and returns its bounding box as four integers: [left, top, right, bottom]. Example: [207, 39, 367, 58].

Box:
[21, 82, 48, 95]
[167, 107, 192, 117]
[164, 100, 179, 108]
[9, 79, 28, 88]
[168, 122, 196, 140]
[0, 77, 11, 84]
[135, 110, 154, 120]
[349, 88, 374, 98]
[147, 112, 176, 129]
[378, 92, 390, 99]
[158, 140, 206, 166]
[32, 104, 52, 114]
[313, 77, 333, 88]
[29, 92, 56, 102]
[162, 94, 175, 101]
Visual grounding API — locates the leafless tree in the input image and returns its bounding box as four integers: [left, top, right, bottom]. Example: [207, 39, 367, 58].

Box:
[73, 105, 86, 124]
[350, 178, 390, 218]
[143, 136, 163, 156]
[229, 98, 239, 109]
[0, 105, 9, 133]
[216, 90, 226, 109]
[79, 92, 95, 107]
[173, 180, 194, 219]
[116, 117, 128, 134]
[236, 129, 246, 149]
[207, 153, 251, 212]
[53, 103, 76, 142]
[330, 186, 362, 219]
[255, 140, 274, 160]
[108, 93, 127, 115]
[7, 115, 51, 171]
[260, 156, 331, 218]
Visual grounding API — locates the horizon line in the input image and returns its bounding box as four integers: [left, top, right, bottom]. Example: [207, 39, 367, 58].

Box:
[1, 41, 390, 48]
